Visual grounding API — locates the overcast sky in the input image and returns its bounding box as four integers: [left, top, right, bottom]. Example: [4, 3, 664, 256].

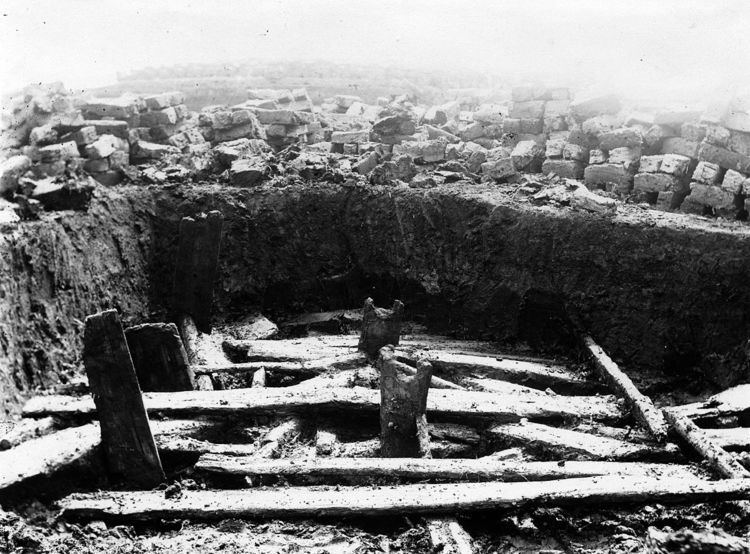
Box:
[2, 0, 749, 103]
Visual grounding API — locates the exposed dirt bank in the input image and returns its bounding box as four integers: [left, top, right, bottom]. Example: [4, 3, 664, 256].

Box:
[4, 181, 750, 414]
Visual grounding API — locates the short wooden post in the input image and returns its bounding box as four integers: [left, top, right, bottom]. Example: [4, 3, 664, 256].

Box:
[83, 309, 165, 487]
[358, 298, 404, 358]
[378, 345, 432, 457]
[125, 323, 194, 392]
[173, 210, 223, 334]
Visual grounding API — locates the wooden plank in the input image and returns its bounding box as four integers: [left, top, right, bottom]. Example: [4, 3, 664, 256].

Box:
[0, 424, 100, 490]
[583, 335, 668, 441]
[0, 419, 210, 490]
[195, 456, 701, 483]
[706, 428, 750, 451]
[427, 517, 475, 554]
[420, 351, 600, 394]
[23, 386, 626, 424]
[83, 310, 164, 487]
[125, 322, 194, 391]
[668, 384, 750, 424]
[663, 410, 750, 479]
[59, 476, 750, 521]
[487, 421, 680, 462]
[172, 211, 223, 333]
[193, 353, 368, 377]
[0, 416, 57, 450]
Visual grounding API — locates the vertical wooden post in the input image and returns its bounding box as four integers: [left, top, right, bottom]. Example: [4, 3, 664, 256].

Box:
[378, 345, 432, 457]
[173, 210, 223, 334]
[125, 322, 194, 392]
[358, 297, 404, 358]
[83, 309, 165, 487]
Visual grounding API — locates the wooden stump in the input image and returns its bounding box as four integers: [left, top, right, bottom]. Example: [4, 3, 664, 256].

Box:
[125, 323, 194, 392]
[378, 345, 432, 457]
[358, 298, 404, 358]
[83, 310, 165, 487]
[173, 211, 223, 333]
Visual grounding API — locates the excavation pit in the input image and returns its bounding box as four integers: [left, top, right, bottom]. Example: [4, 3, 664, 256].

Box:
[2, 181, 750, 552]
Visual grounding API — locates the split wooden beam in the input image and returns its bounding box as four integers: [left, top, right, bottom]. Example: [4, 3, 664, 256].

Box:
[487, 421, 681, 462]
[427, 518, 475, 554]
[59, 475, 750, 521]
[583, 335, 668, 441]
[83, 310, 165, 488]
[358, 298, 404, 357]
[195, 454, 700, 485]
[666, 383, 750, 425]
[663, 409, 750, 479]
[23, 386, 626, 423]
[125, 323, 194, 391]
[379, 346, 432, 457]
[177, 314, 215, 390]
[173, 211, 223, 334]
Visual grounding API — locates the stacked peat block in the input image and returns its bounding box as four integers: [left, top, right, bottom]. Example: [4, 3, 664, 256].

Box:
[542, 132, 588, 179]
[459, 103, 504, 149]
[253, 108, 317, 150]
[678, 97, 750, 216]
[197, 105, 266, 145]
[633, 153, 693, 210]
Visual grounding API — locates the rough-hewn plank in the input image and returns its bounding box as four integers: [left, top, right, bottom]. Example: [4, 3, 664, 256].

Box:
[487, 421, 680, 462]
[427, 517, 475, 554]
[195, 456, 700, 483]
[193, 353, 367, 377]
[706, 428, 750, 451]
[125, 322, 194, 392]
[0, 424, 100, 490]
[23, 386, 626, 423]
[420, 351, 599, 394]
[83, 310, 164, 487]
[583, 335, 668, 441]
[668, 384, 750, 424]
[172, 211, 223, 333]
[59, 476, 750, 520]
[0, 416, 57, 450]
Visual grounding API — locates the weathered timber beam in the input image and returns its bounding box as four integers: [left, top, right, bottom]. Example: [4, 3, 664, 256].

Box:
[427, 517, 475, 554]
[194, 456, 701, 483]
[83, 310, 165, 487]
[667, 384, 750, 424]
[706, 428, 750, 451]
[24, 386, 625, 423]
[59, 476, 750, 521]
[487, 421, 681, 462]
[583, 335, 668, 441]
[0, 416, 58, 450]
[418, 350, 601, 394]
[193, 353, 368, 377]
[0, 419, 216, 490]
[125, 322, 194, 392]
[663, 409, 750, 479]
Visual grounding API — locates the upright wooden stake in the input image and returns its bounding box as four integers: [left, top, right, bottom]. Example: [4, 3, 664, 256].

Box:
[125, 323, 194, 391]
[379, 345, 432, 458]
[83, 310, 165, 487]
[359, 298, 404, 358]
[173, 211, 223, 334]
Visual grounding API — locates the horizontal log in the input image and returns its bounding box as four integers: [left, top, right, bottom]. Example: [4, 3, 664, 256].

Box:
[418, 351, 601, 394]
[194, 353, 368, 377]
[0, 424, 100, 490]
[0, 419, 219, 490]
[705, 428, 750, 451]
[0, 416, 58, 450]
[195, 455, 701, 483]
[583, 336, 668, 441]
[667, 384, 750, 423]
[465, 377, 546, 396]
[23, 386, 625, 424]
[224, 334, 560, 364]
[487, 421, 681, 462]
[59, 476, 750, 521]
